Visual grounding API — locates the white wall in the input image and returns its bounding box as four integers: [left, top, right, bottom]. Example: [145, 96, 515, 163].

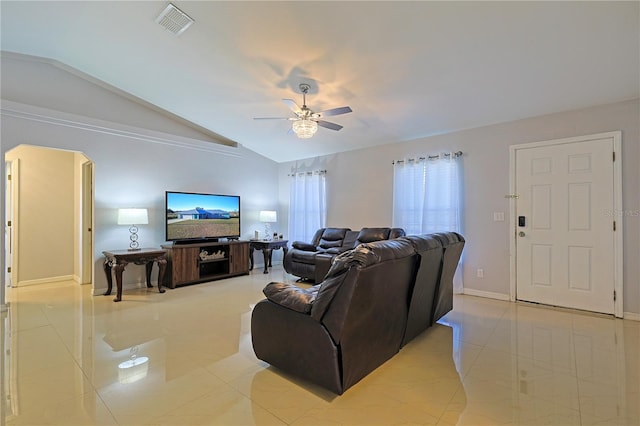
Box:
[0, 56, 281, 301]
[279, 99, 640, 316]
[2, 53, 638, 318]
[0, 107, 281, 295]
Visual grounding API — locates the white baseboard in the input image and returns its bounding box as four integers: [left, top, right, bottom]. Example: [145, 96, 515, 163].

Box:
[623, 311, 640, 321]
[462, 288, 640, 321]
[16, 275, 75, 287]
[462, 287, 510, 301]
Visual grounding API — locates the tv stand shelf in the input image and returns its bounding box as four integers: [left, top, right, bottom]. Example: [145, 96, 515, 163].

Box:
[161, 240, 250, 288]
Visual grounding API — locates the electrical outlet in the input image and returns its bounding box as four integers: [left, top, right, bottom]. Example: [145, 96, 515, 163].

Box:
[477, 268, 484, 278]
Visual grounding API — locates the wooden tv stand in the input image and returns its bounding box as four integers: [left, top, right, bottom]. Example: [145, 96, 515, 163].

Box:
[161, 240, 250, 288]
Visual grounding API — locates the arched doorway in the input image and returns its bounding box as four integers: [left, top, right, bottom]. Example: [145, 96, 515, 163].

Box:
[5, 145, 94, 287]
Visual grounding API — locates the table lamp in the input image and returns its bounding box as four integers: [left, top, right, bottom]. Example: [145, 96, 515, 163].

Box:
[118, 208, 148, 250]
[259, 210, 277, 241]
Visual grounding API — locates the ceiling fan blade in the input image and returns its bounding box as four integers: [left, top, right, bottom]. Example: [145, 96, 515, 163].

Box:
[317, 106, 352, 117]
[315, 120, 344, 131]
[282, 99, 302, 115]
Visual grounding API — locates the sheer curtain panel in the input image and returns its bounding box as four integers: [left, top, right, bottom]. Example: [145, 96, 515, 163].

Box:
[393, 152, 463, 292]
[288, 170, 327, 244]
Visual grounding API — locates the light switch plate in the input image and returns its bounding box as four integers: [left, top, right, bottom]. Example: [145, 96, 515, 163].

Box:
[493, 212, 505, 221]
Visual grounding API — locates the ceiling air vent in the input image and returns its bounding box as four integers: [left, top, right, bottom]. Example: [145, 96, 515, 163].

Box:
[155, 3, 194, 36]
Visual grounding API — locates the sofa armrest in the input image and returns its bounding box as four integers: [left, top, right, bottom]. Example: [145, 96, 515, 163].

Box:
[251, 299, 343, 394]
[263, 282, 315, 313]
[314, 253, 335, 282]
[292, 241, 318, 251]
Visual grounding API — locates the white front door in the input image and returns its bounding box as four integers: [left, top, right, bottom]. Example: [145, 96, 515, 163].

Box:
[513, 133, 621, 315]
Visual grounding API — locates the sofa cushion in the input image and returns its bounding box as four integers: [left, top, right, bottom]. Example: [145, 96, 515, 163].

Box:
[355, 227, 391, 244]
[310, 239, 415, 323]
[341, 230, 360, 250]
[318, 239, 343, 249]
[318, 228, 349, 249]
[389, 228, 406, 239]
[292, 241, 318, 251]
[263, 282, 316, 313]
[310, 246, 380, 322]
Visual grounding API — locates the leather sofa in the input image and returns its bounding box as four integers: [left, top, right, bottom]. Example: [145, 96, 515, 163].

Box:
[430, 232, 465, 324]
[252, 238, 418, 394]
[400, 232, 465, 346]
[251, 232, 464, 394]
[283, 227, 406, 282]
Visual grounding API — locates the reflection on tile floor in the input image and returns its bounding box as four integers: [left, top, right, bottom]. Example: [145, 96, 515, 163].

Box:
[2, 266, 639, 425]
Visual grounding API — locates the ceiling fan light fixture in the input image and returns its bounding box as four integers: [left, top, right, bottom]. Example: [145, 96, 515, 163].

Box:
[292, 119, 318, 139]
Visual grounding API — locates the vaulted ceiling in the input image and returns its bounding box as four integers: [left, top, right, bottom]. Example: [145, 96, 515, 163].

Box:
[1, 1, 638, 162]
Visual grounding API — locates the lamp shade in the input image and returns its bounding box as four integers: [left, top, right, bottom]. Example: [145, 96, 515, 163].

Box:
[117, 208, 149, 225]
[259, 210, 277, 223]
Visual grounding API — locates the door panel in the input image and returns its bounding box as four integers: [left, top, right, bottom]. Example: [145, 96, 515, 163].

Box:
[516, 137, 615, 314]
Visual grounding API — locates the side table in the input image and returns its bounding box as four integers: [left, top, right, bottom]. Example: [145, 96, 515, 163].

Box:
[103, 248, 167, 302]
[249, 240, 288, 274]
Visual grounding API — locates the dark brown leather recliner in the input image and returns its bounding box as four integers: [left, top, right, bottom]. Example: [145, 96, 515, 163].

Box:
[283, 228, 351, 281]
[399, 232, 465, 347]
[430, 232, 465, 324]
[399, 234, 444, 346]
[284, 227, 406, 282]
[252, 238, 419, 395]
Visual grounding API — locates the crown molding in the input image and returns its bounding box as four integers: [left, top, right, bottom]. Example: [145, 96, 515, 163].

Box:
[1, 51, 237, 147]
[1, 100, 242, 157]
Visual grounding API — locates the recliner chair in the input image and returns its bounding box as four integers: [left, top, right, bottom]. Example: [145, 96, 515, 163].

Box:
[399, 234, 444, 346]
[283, 228, 351, 281]
[430, 232, 465, 324]
[284, 227, 406, 282]
[252, 239, 419, 394]
[251, 231, 465, 394]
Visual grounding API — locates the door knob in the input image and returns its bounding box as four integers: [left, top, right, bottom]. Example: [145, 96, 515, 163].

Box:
[519, 231, 526, 237]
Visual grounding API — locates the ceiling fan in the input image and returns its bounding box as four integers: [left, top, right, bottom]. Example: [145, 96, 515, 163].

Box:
[254, 83, 352, 139]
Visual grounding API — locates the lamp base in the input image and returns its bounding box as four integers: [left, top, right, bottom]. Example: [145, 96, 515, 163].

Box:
[128, 226, 140, 250]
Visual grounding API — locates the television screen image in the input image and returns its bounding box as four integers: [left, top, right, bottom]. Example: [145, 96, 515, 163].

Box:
[166, 191, 240, 242]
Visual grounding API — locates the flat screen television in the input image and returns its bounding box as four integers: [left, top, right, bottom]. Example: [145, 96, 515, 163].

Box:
[165, 191, 241, 243]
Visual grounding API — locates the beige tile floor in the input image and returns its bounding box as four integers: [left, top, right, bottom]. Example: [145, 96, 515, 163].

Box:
[2, 266, 639, 425]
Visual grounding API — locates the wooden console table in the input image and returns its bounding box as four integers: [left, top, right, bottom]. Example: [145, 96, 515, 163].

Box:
[249, 240, 288, 274]
[103, 248, 167, 302]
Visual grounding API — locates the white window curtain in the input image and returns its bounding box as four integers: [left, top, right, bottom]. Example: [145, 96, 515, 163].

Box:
[288, 170, 327, 243]
[392, 152, 463, 292]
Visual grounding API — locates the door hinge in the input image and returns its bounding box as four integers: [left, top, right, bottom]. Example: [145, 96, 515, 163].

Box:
[614, 290, 617, 301]
[7, 220, 11, 227]
[613, 151, 616, 162]
[613, 221, 616, 231]
[7, 267, 11, 273]
[7, 174, 10, 181]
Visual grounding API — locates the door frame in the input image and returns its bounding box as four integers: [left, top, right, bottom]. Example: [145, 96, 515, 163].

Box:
[508, 131, 623, 318]
[80, 160, 94, 285]
[5, 159, 19, 288]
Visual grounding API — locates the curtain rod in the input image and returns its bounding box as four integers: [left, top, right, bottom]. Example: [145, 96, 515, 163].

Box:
[392, 150, 463, 165]
[288, 169, 327, 177]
